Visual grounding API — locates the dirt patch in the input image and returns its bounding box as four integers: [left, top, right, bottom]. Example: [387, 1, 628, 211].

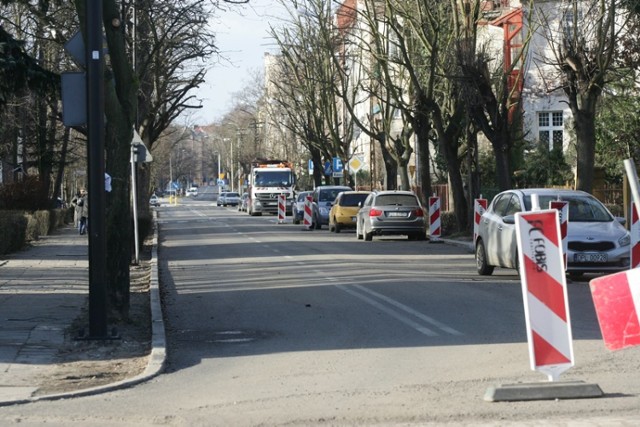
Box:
[35, 247, 153, 396]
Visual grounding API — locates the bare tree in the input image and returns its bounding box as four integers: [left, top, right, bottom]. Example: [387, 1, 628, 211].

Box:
[532, 0, 634, 192]
[269, 0, 353, 187]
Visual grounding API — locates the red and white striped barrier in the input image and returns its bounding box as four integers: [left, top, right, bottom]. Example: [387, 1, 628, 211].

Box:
[515, 209, 574, 381]
[473, 197, 487, 243]
[303, 195, 313, 229]
[550, 200, 568, 270]
[277, 194, 286, 223]
[590, 269, 640, 351]
[429, 196, 441, 242]
[631, 205, 640, 268]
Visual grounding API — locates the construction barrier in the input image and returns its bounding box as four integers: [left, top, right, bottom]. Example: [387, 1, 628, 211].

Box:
[473, 197, 487, 243]
[277, 194, 286, 224]
[550, 200, 568, 270]
[303, 195, 313, 229]
[515, 208, 574, 381]
[590, 269, 640, 351]
[428, 196, 441, 242]
[632, 204, 640, 268]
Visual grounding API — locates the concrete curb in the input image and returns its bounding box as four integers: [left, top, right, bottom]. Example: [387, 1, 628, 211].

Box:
[7, 213, 166, 405]
[440, 238, 474, 253]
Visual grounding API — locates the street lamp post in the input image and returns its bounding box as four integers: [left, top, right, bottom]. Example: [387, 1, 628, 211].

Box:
[230, 139, 235, 192]
[214, 151, 221, 194]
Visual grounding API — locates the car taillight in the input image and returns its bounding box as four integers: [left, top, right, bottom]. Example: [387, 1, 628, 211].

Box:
[369, 208, 383, 217]
[414, 208, 424, 217]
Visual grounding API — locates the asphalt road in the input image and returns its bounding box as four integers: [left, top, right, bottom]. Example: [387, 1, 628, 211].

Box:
[3, 188, 640, 426]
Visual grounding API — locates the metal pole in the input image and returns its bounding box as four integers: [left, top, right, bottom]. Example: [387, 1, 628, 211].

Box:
[130, 143, 139, 264]
[216, 152, 221, 194]
[231, 139, 235, 192]
[86, 0, 108, 338]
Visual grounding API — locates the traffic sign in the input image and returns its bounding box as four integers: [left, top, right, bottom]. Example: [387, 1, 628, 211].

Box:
[332, 157, 343, 178]
[349, 155, 365, 173]
[323, 161, 332, 176]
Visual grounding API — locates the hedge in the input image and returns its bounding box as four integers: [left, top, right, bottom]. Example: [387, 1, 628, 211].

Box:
[0, 207, 72, 256]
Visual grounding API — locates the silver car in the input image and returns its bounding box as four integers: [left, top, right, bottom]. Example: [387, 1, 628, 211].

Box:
[475, 188, 630, 277]
[311, 185, 352, 229]
[356, 191, 427, 241]
[238, 193, 249, 211]
[292, 191, 312, 224]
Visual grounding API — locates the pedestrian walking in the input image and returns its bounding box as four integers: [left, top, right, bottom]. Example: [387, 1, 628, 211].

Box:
[71, 191, 82, 228]
[77, 189, 89, 235]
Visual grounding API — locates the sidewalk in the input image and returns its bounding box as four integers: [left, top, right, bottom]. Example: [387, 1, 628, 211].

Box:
[0, 223, 165, 406]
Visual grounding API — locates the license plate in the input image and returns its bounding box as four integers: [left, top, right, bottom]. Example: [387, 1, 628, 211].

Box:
[388, 212, 408, 217]
[574, 253, 608, 263]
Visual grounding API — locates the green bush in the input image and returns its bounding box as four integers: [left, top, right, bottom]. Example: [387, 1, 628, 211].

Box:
[0, 208, 71, 256]
[441, 212, 458, 236]
[0, 176, 50, 210]
[0, 211, 28, 255]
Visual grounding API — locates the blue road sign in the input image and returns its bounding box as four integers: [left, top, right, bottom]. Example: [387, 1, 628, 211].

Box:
[324, 161, 332, 176]
[332, 157, 344, 173]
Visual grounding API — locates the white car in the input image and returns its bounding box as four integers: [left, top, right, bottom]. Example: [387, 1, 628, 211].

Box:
[186, 187, 198, 197]
[217, 191, 240, 207]
[475, 188, 630, 277]
[149, 194, 160, 207]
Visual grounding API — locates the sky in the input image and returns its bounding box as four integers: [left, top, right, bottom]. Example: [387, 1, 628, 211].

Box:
[192, 0, 288, 125]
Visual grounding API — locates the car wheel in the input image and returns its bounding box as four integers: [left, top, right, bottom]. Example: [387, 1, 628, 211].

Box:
[334, 222, 341, 233]
[475, 240, 494, 276]
[293, 217, 300, 225]
[364, 231, 373, 241]
[356, 221, 363, 240]
[314, 215, 321, 230]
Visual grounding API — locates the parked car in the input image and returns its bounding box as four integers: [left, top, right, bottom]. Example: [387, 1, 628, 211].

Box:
[186, 187, 198, 197]
[292, 191, 312, 224]
[238, 193, 249, 211]
[311, 185, 352, 229]
[329, 191, 371, 232]
[149, 194, 160, 207]
[356, 191, 426, 241]
[474, 188, 630, 277]
[217, 191, 241, 207]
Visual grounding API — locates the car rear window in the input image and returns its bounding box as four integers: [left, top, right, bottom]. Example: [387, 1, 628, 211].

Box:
[319, 189, 348, 202]
[375, 194, 418, 206]
[341, 193, 369, 207]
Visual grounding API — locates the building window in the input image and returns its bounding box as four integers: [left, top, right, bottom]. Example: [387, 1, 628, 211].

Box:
[538, 111, 564, 151]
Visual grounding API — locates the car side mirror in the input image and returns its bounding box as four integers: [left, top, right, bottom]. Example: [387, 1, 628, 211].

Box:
[502, 215, 515, 224]
[616, 216, 626, 225]
[358, 201, 363, 208]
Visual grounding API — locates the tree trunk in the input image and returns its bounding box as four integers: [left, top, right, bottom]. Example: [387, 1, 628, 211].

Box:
[52, 127, 70, 203]
[492, 132, 512, 191]
[439, 135, 468, 233]
[105, 123, 132, 318]
[572, 104, 597, 193]
[414, 114, 432, 206]
[377, 134, 397, 190]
